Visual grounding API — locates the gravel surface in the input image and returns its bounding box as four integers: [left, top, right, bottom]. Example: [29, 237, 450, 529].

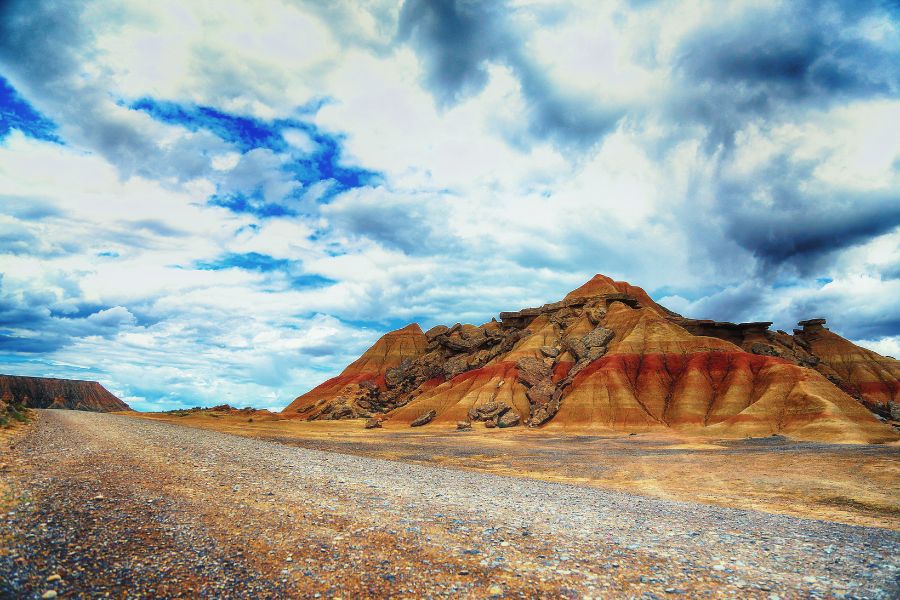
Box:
[1, 410, 898, 598]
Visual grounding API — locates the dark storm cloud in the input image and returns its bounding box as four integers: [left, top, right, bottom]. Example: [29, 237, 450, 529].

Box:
[398, 1, 507, 105]
[673, 0, 900, 152]
[398, 0, 622, 147]
[713, 159, 900, 272]
[0, 275, 138, 354]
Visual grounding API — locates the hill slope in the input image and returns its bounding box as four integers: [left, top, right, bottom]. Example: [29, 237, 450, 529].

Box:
[283, 275, 898, 443]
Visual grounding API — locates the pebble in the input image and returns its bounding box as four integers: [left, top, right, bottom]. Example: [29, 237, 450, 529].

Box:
[41, 591, 57, 599]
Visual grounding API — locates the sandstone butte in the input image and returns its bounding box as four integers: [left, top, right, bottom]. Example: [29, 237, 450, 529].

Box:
[283, 275, 899, 444]
[0, 374, 129, 412]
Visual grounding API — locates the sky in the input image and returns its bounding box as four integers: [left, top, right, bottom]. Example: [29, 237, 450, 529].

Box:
[0, 0, 898, 411]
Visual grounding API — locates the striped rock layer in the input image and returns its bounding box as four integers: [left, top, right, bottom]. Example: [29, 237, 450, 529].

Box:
[283, 275, 898, 443]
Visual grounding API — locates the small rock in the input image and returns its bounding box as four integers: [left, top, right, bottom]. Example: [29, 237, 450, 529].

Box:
[456, 421, 472, 431]
[488, 585, 503, 597]
[92, 494, 104, 501]
[364, 418, 382, 429]
[41, 592, 57, 599]
[46, 574, 62, 582]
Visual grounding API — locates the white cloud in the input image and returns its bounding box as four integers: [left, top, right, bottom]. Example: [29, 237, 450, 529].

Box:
[0, 0, 896, 410]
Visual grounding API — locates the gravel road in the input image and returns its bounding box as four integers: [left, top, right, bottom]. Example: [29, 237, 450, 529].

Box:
[1, 410, 898, 599]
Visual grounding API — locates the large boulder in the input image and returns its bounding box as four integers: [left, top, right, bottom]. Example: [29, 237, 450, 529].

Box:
[468, 401, 510, 421]
[425, 325, 449, 341]
[445, 355, 472, 379]
[562, 336, 588, 361]
[410, 409, 437, 427]
[516, 357, 551, 388]
[582, 326, 614, 349]
[497, 411, 520, 428]
[526, 380, 555, 408]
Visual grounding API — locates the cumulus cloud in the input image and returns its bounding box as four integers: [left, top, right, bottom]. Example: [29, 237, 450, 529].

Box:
[0, 0, 897, 409]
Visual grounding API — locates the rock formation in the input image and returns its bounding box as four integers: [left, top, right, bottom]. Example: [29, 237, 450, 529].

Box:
[283, 323, 430, 419]
[283, 275, 898, 443]
[0, 374, 129, 412]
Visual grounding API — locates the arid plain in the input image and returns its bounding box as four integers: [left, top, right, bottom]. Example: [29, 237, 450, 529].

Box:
[135, 408, 900, 530]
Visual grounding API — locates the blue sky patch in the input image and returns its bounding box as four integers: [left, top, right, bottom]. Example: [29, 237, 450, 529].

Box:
[291, 274, 336, 288]
[196, 252, 292, 272]
[130, 97, 380, 211]
[0, 76, 61, 143]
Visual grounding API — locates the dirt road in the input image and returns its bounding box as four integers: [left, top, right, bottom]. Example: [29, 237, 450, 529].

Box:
[2, 410, 898, 598]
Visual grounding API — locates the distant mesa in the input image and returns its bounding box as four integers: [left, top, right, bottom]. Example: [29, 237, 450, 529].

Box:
[0, 374, 130, 413]
[283, 274, 899, 444]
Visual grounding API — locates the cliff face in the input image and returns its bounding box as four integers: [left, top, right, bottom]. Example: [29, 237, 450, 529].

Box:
[283, 274, 898, 443]
[0, 375, 130, 412]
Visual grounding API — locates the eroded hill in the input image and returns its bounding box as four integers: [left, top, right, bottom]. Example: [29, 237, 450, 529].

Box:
[283, 275, 898, 443]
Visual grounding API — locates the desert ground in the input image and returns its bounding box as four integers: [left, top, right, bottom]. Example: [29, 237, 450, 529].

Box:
[135, 409, 900, 530]
[1, 410, 898, 598]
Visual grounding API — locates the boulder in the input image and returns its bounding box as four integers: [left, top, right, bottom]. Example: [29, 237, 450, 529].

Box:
[410, 409, 437, 427]
[539, 345, 560, 358]
[385, 359, 415, 389]
[425, 325, 449, 340]
[456, 420, 472, 431]
[585, 306, 607, 325]
[516, 357, 551, 388]
[582, 326, 614, 349]
[444, 355, 471, 379]
[525, 380, 555, 408]
[330, 405, 353, 419]
[364, 418, 382, 429]
[563, 336, 588, 361]
[497, 411, 520, 428]
[750, 342, 781, 357]
[467, 401, 512, 424]
[528, 397, 561, 426]
[586, 346, 607, 362]
[798, 318, 827, 328]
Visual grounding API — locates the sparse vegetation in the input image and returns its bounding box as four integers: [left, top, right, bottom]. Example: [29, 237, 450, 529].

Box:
[1, 401, 30, 428]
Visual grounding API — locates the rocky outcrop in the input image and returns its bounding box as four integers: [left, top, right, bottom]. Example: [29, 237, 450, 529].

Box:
[283, 274, 898, 443]
[0, 375, 129, 412]
[283, 324, 429, 420]
[791, 319, 899, 419]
